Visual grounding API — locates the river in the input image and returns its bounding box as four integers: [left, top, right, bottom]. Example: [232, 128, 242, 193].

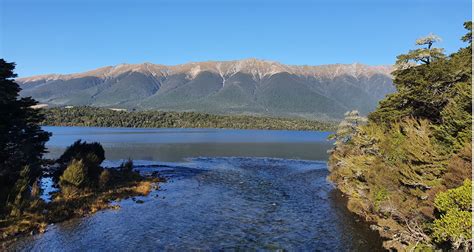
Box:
[10, 126, 383, 251]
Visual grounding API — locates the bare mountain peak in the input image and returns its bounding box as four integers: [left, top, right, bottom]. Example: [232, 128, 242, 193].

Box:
[17, 59, 393, 83]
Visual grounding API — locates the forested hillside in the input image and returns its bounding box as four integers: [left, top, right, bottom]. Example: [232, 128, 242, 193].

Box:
[41, 107, 336, 131]
[328, 22, 472, 251]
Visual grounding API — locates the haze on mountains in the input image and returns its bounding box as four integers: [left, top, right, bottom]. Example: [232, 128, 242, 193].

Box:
[18, 58, 394, 119]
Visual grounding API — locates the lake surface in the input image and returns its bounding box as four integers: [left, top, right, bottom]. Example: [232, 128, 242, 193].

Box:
[10, 126, 383, 251]
[43, 126, 333, 162]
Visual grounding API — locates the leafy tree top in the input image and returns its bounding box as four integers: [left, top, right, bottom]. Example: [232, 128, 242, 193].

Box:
[396, 33, 445, 68]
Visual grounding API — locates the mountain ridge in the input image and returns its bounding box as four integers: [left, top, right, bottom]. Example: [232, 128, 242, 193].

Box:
[18, 59, 393, 82]
[18, 58, 395, 119]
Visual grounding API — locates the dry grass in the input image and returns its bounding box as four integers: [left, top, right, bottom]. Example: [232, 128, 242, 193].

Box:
[134, 181, 152, 195]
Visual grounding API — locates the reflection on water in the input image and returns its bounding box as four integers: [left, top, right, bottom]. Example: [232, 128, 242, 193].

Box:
[48, 142, 331, 162]
[43, 126, 333, 162]
[9, 127, 383, 251]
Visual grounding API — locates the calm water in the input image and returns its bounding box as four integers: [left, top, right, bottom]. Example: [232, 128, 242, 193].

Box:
[10, 127, 383, 251]
[43, 126, 333, 162]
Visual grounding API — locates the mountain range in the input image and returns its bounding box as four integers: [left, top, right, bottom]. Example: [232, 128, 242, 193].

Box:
[17, 58, 395, 119]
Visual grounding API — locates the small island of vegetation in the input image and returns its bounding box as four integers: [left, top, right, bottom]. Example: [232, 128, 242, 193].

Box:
[328, 22, 472, 251]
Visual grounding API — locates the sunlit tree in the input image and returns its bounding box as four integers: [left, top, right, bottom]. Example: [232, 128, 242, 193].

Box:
[395, 33, 445, 69]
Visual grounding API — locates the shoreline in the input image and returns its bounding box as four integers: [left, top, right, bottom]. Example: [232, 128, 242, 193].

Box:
[41, 124, 336, 133]
[0, 172, 162, 249]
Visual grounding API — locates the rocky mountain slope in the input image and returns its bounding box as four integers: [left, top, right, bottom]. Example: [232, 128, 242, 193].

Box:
[18, 59, 394, 119]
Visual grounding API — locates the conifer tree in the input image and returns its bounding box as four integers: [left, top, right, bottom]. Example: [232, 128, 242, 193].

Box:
[0, 59, 50, 215]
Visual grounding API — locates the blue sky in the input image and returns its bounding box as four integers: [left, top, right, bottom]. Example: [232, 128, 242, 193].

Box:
[1, 0, 471, 77]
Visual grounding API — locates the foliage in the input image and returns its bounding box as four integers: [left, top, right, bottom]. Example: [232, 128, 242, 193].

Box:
[461, 21, 472, 45]
[432, 209, 471, 250]
[55, 140, 105, 182]
[328, 22, 472, 251]
[41, 106, 336, 131]
[0, 59, 50, 216]
[432, 180, 472, 250]
[58, 140, 105, 167]
[396, 33, 445, 67]
[1, 162, 160, 244]
[98, 169, 111, 189]
[60, 159, 88, 188]
[329, 110, 367, 146]
[434, 80, 472, 152]
[8, 166, 33, 216]
[370, 26, 471, 129]
[442, 144, 472, 189]
[434, 180, 471, 213]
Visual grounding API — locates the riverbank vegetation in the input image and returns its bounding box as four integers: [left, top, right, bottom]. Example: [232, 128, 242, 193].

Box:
[0, 60, 160, 248]
[328, 22, 472, 251]
[1, 140, 160, 248]
[41, 106, 337, 131]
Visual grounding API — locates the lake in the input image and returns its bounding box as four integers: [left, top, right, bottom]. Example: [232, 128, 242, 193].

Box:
[10, 126, 383, 251]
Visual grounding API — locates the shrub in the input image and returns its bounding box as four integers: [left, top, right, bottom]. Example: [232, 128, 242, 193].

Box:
[57, 140, 105, 167]
[30, 178, 41, 198]
[434, 179, 471, 213]
[60, 159, 87, 188]
[61, 185, 80, 199]
[330, 110, 367, 145]
[134, 181, 152, 195]
[442, 143, 472, 189]
[432, 209, 471, 250]
[54, 140, 105, 182]
[98, 169, 111, 189]
[8, 166, 33, 216]
[82, 153, 104, 181]
[432, 180, 472, 250]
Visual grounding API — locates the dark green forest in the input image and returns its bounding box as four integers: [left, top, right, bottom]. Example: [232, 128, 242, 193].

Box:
[41, 106, 336, 131]
[328, 22, 472, 251]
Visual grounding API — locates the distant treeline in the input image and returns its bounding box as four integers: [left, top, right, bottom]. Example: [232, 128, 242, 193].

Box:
[41, 107, 337, 131]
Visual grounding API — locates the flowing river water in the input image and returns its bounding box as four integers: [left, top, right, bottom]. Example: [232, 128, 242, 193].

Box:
[9, 127, 383, 251]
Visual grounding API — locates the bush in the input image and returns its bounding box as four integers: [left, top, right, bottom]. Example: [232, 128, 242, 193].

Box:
[98, 169, 111, 189]
[330, 110, 367, 145]
[60, 159, 87, 188]
[432, 180, 472, 250]
[54, 140, 105, 181]
[8, 166, 34, 216]
[58, 140, 105, 167]
[60, 185, 80, 199]
[442, 143, 472, 189]
[82, 153, 104, 181]
[434, 179, 471, 213]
